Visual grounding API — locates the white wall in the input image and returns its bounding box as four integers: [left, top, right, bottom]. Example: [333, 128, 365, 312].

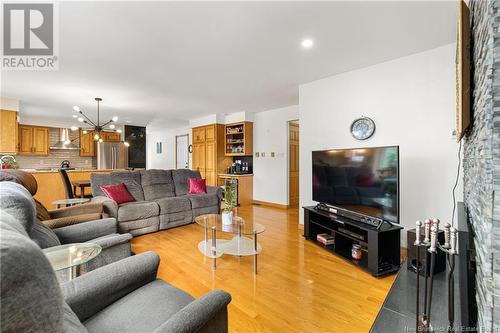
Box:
[147, 126, 191, 169]
[0, 98, 20, 111]
[253, 105, 299, 205]
[299, 44, 462, 245]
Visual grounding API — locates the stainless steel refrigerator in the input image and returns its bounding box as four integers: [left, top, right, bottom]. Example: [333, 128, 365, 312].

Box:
[97, 142, 128, 169]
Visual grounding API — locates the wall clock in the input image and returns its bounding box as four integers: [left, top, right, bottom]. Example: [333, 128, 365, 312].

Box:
[350, 117, 376, 140]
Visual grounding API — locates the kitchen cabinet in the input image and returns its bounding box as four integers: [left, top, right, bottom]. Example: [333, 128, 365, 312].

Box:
[191, 124, 231, 186]
[80, 130, 95, 157]
[0, 109, 18, 154]
[18, 125, 48, 155]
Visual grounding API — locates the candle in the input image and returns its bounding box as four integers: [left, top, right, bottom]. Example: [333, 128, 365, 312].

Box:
[415, 220, 422, 245]
[424, 219, 431, 244]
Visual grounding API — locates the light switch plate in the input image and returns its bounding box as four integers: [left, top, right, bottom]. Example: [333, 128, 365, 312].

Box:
[261, 152, 266, 157]
[255, 152, 259, 157]
[271, 152, 275, 157]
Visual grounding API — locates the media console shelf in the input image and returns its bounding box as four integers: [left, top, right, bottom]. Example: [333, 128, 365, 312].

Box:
[303, 206, 403, 277]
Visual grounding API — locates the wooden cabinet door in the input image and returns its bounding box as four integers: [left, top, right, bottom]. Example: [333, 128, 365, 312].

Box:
[103, 132, 121, 142]
[32, 127, 48, 155]
[18, 125, 33, 154]
[80, 130, 95, 157]
[0, 110, 18, 154]
[192, 127, 205, 143]
[192, 143, 206, 173]
[205, 141, 216, 185]
[205, 125, 215, 142]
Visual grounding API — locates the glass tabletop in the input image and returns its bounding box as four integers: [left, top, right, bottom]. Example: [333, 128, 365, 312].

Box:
[43, 243, 101, 271]
[194, 214, 265, 235]
[52, 198, 90, 205]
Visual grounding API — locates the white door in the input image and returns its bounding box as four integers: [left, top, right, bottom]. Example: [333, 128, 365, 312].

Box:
[176, 135, 189, 169]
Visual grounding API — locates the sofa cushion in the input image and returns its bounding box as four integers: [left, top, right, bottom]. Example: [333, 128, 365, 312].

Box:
[31, 220, 61, 249]
[187, 193, 219, 209]
[90, 173, 111, 197]
[172, 169, 201, 196]
[140, 170, 175, 200]
[117, 201, 159, 222]
[154, 196, 191, 214]
[91, 171, 144, 201]
[100, 183, 135, 205]
[84, 280, 194, 333]
[0, 182, 36, 235]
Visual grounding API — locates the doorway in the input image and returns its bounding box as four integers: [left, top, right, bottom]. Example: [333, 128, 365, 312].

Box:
[175, 134, 189, 169]
[288, 120, 299, 207]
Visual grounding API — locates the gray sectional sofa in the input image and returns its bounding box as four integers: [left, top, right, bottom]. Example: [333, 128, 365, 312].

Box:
[91, 169, 222, 236]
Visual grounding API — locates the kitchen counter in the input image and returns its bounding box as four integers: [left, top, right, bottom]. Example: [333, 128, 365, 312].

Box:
[21, 168, 115, 174]
[28, 169, 117, 208]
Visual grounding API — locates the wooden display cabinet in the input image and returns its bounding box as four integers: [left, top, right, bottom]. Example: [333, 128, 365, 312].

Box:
[224, 121, 253, 156]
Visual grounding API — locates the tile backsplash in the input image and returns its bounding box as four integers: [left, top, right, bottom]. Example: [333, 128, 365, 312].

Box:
[1, 127, 96, 169]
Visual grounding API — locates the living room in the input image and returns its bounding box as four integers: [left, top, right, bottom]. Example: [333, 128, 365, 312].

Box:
[0, 1, 496, 332]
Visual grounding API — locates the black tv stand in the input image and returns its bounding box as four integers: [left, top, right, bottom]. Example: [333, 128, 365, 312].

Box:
[303, 206, 403, 276]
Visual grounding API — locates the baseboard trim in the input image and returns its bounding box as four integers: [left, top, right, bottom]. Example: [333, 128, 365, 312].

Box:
[252, 200, 289, 209]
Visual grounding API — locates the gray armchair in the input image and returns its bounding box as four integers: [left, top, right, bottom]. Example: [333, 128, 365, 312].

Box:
[62, 252, 231, 333]
[0, 181, 132, 271]
[0, 212, 231, 333]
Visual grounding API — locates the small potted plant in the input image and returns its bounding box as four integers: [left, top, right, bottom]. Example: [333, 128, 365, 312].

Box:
[222, 178, 237, 225]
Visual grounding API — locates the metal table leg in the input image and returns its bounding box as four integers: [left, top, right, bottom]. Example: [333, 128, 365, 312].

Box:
[204, 220, 208, 252]
[253, 231, 258, 275]
[211, 226, 217, 270]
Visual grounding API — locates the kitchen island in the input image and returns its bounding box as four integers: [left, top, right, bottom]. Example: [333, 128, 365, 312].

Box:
[25, 169, 116, 208]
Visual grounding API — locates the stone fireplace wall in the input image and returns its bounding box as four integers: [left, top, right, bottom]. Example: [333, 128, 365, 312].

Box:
[464, 0, 500, 329]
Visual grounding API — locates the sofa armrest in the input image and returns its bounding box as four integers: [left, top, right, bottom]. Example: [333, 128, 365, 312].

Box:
[153, 290, 231, 333]
[48, 203, 103, 219]
[92, 196, 118, 217]
[61, 251, 160, 322]
[207, 186, 223, 200]
[43, 213, 103, 229]
[53, 218, 117, 244]
[89, 233, 132, 249]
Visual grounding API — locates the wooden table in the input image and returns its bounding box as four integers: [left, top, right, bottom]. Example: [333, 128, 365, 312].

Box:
[71, 180, 91, 198]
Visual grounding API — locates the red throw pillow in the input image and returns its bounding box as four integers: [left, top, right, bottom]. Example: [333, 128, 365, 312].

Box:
[100, 183, 135, 204]
[188, 178, 206, 194]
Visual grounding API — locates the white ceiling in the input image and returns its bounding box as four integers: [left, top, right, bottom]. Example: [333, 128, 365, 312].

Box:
[1, 1, 456, 128]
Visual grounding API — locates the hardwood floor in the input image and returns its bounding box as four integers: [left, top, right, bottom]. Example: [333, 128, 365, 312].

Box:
[131, 205, 397, 333]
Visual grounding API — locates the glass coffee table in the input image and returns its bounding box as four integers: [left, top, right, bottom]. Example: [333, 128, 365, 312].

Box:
[194, 214, 265, 274]
[43, 243, 101, 280]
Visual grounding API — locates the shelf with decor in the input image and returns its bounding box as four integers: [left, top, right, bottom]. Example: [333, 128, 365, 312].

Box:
[224, 121, 253, 156]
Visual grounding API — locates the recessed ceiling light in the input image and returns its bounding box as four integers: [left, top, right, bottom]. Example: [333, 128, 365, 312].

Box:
[301, 38, 314, 49]
[72, 115, 78, 118]
[125, 120, 132, 123]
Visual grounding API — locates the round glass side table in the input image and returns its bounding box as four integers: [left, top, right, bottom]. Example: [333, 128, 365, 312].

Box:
[43, 243, 101, 280]
[194, 214, 265, 274]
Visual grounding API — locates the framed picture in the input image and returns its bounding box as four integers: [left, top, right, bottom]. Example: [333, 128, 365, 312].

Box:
[156, 142, 162, 154]
[455, 0, 471, 142]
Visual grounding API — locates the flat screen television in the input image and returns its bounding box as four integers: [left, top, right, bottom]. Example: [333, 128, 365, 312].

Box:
[312, 146, 399, 223]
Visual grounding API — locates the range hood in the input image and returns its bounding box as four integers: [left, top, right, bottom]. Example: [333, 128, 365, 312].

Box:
[50, 128, 80, 150]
